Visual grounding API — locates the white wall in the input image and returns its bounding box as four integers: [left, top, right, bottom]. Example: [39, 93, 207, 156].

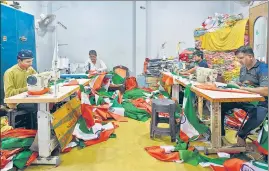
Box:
[51, 1, 134, 73]
[149, 1, 230, 58]
[18, 1, 236, 75]
[136, 1, 147, 75]
[136, 1, 231, 75]
[229, 1, 249, 18]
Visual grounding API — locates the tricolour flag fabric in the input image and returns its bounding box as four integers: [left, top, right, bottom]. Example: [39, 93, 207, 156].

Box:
[210, 158, 268, 171]
[89, 74, 106, 90]
[255, 119, 268, 155]
[80, 85, 95, 128]
[179, 84, 209, 142]
[0, 129, 38, 170]
[145, 143, 228, 166]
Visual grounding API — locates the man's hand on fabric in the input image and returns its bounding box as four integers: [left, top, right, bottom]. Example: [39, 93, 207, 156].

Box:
[239, 86, 268, 96]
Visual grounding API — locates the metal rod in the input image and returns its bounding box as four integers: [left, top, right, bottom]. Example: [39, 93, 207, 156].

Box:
[132, 1, 136, 76]
[57, 21, 67, 29]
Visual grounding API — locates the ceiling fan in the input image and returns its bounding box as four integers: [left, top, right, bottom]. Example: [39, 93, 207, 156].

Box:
[35, 13, 56, 37]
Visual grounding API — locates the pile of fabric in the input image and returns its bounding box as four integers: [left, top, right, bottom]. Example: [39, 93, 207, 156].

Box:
[194, 12, 248, 52]
[194, 13, 243, 37]
[145, 84, 268, 171]
[224, 108, 248, 130]
[87, 74, 172, 123]
[1, 128, 39, 171]
[203, 51, 241, 82]
[178, 48, 196, 62]
[62, 72, 175, 152]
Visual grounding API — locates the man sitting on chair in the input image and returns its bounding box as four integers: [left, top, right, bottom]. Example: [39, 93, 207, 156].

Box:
[179, 49, 209, 75]
[4, 50, 37, 128]
[221, 46, 268, 147]
[87, 50, 107, 73]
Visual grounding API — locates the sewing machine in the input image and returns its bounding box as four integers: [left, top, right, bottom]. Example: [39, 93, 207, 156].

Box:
[27, 72, 52, 92]
[196, 67, 218, 83]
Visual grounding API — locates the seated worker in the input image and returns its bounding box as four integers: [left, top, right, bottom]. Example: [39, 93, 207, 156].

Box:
[178, 50, 209, 104]
[3, 50, 37, 128]
[179, 50, 208, 75]
[87, 50, 107, 73]
[221, 46, 268, 147]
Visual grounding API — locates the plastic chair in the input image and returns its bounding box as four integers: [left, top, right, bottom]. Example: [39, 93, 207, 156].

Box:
[109, 65, 129, 93]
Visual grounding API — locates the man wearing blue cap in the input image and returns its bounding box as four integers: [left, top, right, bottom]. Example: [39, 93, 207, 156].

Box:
[3, 50, 37, 128]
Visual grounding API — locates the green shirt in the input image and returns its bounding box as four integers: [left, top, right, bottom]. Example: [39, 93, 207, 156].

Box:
[4, 64, 36, 108]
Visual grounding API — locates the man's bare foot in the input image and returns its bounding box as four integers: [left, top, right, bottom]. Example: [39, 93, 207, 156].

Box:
[237, 136, 246, 147]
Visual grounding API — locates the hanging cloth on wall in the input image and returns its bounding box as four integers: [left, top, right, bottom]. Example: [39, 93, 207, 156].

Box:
[197, 19, 248, 51]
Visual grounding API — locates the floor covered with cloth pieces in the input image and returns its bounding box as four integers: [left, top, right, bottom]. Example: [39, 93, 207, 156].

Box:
[1, 72, 268, 171]
[27, 119, 212, 171]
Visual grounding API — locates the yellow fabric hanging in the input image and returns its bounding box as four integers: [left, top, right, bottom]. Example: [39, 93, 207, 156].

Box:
[197, 19, 248, 51]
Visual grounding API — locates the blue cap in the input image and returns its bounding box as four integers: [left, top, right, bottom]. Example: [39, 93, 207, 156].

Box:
[17, 50, 33, 59]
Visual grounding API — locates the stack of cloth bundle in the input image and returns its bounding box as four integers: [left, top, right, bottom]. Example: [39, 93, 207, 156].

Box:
[146, 59, 162, 77]
[144, 58, 178, 77]
[204, 50, 241, 82]
[194, 13, 243, 37]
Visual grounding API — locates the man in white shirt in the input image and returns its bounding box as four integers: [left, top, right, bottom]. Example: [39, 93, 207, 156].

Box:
[87, 50, 107, 73]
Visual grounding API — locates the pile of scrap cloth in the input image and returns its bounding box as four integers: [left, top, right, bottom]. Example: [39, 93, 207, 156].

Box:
[194, 13, 248, 51]
[62, 72, 175, 152]
[144, 84, 268, 171]
[194, 13, 243, 37]
[204, 50, 241, 82]
[1, 126, 39, 171]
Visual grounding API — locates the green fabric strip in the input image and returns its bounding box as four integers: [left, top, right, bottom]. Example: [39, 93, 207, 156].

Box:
[13, 150, 33, 169]
[1, 138, 34, 150]
[122, 101, 150, 122]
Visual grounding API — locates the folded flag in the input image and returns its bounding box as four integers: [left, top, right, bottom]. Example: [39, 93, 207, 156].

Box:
[122, 101, 150, 122]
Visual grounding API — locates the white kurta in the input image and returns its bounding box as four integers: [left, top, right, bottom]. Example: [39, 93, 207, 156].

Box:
[86, 58, 107, 72]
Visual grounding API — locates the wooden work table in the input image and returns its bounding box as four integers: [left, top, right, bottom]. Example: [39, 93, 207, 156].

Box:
[4, 78, 90, 166]
[4, 79, 90, 104]
[162, 71, 265, 154]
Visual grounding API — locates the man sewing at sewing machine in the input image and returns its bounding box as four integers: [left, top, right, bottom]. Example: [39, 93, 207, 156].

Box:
[87, 50, 107, 73]
[177, 50, 209, 104]
[221, 46, 268, 147]
[179, 50, 209, 75]
[3, 50, 37, 128]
